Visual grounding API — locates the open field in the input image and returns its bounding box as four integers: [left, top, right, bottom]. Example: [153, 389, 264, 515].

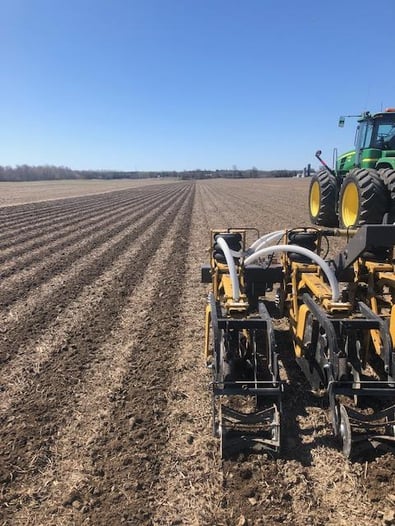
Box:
[0, 178, 178, 207]
[0, 178, 394, 525]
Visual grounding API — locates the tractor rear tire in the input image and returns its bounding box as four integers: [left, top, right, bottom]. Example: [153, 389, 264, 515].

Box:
[379, 168, 395, 223]
[338, 168, 389, 228]
[308, 170, 338, 226]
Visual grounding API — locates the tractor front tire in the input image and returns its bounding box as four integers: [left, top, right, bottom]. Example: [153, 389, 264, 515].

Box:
[339, 168, 389, 228]
[379, 168, 395, 223]
[308, 170, 338, 226]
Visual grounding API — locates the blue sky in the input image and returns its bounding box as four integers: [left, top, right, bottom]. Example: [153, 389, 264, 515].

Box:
[1, 0, 394, 171]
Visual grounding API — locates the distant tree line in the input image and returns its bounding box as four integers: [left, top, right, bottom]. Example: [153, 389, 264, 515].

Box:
[179, 168, 301, 179]
[0, 165, 300, 182]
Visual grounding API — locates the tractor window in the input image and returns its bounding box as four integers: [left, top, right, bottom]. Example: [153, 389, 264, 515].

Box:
[355, 122, 373, 149]
[361, 123, 373, 148]
[374, 122, 395, 149]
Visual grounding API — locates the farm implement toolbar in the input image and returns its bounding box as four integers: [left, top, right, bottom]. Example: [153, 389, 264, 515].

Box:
[202, 225, 395, 459]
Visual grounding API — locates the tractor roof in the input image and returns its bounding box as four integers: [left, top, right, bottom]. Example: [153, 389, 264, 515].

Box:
[361, 108, 395, 121]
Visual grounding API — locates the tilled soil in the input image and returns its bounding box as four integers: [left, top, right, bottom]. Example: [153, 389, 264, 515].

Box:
[0, 179, 176, 207]
[0, 178, 394, 525]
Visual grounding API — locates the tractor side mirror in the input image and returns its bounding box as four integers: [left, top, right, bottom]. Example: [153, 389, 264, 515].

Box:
[338, 116, 345, 127]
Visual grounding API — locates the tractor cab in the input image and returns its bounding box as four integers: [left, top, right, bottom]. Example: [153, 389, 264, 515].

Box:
[337, 109, 395, 174]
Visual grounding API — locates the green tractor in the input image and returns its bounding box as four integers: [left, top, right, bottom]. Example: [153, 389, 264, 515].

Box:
[309, 108, 395, 228]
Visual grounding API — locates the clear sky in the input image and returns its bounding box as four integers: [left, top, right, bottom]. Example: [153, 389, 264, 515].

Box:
[1, 0, 394, 171]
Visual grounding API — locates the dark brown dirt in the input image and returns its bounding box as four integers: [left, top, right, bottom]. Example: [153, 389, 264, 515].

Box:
[0, 178, 394, 526]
